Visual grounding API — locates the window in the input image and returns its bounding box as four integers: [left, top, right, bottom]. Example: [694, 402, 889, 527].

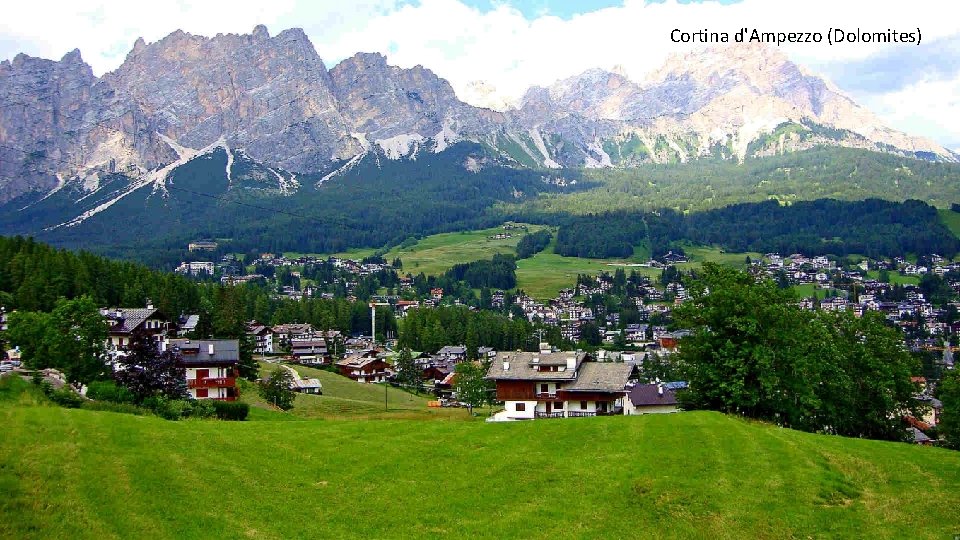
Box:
[540, 384, 549, 393]
[555, 401, 563, 409]
[581, 401, 588, 410]
[196, 388, 209, 398]
[516, 403, 526, 412]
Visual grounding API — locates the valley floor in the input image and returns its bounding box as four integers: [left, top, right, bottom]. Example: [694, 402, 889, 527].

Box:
[1, 404, 959, 539]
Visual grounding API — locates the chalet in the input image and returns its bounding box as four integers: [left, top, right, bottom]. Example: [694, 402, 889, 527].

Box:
[101, 303, 172, 353]
[337, 351, 391, 383]
[272, 323, 315, 350]
[167, 339, 239, 401]
[436, 345, 468, 363]
[281, 365, 322, 394]
[625, 383, 680, 415]
[246, 322, 274, 354]
[486, 346, 637, 421]
[290, 338, 329, 365]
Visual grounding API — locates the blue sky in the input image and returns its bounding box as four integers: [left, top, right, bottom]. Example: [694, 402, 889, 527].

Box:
[1, 0, 958, 148]
[457, 0, 743, 20]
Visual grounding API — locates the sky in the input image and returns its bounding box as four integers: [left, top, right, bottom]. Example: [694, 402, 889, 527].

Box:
[2, 0, 960, 149]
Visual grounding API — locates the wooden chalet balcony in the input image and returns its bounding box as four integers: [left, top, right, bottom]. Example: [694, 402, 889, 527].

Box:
[535, 411, 565, 419]
[534, 392, 558, 400]
[188, 377, 236, 389]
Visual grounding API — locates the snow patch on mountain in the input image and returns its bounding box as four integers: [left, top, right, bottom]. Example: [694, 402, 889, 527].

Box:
[528, 130, 560, 168]
[375, 133, 425, 160]
[318, 151, 367, 186]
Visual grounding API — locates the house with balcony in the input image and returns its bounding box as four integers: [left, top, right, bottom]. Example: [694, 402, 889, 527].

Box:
[336, 350, 391, 383]
[486, 345, 637, 421]
[246, 321, 275, 354]
[101, 302, 173, 355]
[290, 338, 329, 365]
[167, 339, 239, 401]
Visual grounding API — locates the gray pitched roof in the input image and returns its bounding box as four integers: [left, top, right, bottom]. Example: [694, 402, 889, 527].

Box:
[629, 383, 679, 407]
[486, 351, 588, 381]
[168, 339, 239, 365]
[562, 362, 635, 392]
[104, 308, 161, 334]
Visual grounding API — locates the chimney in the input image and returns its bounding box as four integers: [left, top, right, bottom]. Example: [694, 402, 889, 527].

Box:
[116, 309, 123, 319]
[145, 298, 154, 310]
[658, 384, 664, 396]
[566, 357, 576, 371]
[503, 360, 510, 371]
[539, 342, 551, 354]
[208, 343, 215, 355]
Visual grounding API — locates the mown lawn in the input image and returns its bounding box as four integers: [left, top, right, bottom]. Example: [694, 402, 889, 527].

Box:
[1, 403, 959, 539]
[247, 362, 479, 421]
[381, 223, 550, 276]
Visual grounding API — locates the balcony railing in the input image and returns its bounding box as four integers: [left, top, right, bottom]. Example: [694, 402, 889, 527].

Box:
[535, 392, 557, 399]
[188, 377, 236, 389]
[535, 411, 565, 419]
[567, 411, 596, 417]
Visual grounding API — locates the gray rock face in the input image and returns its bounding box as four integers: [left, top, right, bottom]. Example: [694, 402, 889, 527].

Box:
[0, 28, 953, 204]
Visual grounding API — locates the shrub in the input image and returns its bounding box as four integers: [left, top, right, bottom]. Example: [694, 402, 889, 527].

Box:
[154, 399, 190, 421]
[81, 401, 148, 416]
[188, 399, 216, 419]
[87, 380, 135, 404]
[212, 400, 249, 421]
[47, 387, 85, 408]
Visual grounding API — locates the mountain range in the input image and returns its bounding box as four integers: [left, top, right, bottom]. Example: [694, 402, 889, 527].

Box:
[0, 24, 957, 258]
[1, 24, 955, 205]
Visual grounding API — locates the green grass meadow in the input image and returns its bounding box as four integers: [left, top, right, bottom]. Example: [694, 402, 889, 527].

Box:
[247, 362, 477, 421]
[2, 398, 959, 539]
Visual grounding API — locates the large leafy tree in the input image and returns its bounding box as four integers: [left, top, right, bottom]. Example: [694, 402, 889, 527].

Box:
[113, 330, 187, 403]
[3, 310, 53, 367]
[675, 263, 920, 441]
[937, 369, 960, 449]
[454, 361, 494, 414]
[44, 296, 110, 387]
[393, 348, 422, 391]
[259, 366, 296, 411]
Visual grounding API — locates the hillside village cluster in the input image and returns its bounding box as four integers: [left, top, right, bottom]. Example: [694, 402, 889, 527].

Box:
[137, 242, 960, 436]
[4, 237, 954, 435]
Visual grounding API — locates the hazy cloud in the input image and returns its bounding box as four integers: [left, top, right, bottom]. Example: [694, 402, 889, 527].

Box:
[1, 0, 959, 147]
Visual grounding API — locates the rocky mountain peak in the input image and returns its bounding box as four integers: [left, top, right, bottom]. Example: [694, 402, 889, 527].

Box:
[252, 24, 270, 41]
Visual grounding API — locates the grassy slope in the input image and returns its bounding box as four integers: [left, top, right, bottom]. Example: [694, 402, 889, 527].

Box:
[939, 208, 960, 240]
[381, 224, 549, 277]
[246, 363, 473, 421]
[2, 405, 959, 539]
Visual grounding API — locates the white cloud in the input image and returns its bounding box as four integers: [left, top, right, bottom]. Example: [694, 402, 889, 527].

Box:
[2, 0, 960, 146]
[860, 76, 960, 148]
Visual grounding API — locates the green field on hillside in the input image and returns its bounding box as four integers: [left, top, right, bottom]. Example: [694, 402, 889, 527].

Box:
[939, 208, 960, 240]
[2, 401, 959, 539]
[246, 363, 474, 421]
[866, 270, 921, 286]
[380, 224, 550, 276]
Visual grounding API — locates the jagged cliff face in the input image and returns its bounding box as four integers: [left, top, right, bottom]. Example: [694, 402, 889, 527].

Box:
[0, 27, 954, 204]
[516, 45, 952, 165]
[104, 26, 355, 172]
[328, 52, 503, 157]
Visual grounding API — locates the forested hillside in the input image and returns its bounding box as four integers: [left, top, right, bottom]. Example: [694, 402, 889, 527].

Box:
[553, 199, 960, 259]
